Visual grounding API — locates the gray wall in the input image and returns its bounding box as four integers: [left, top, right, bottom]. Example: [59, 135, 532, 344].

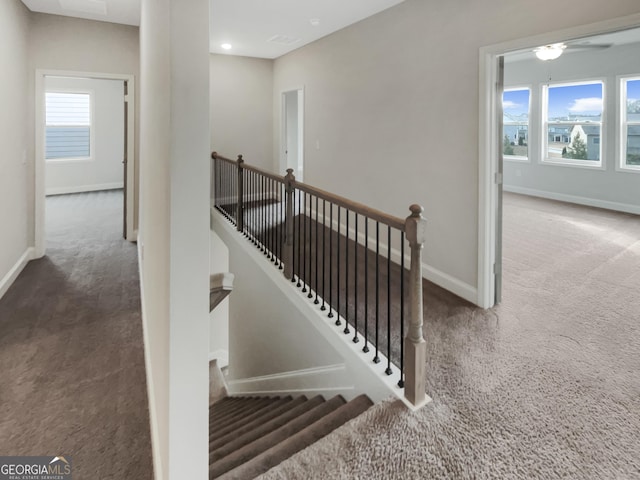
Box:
[504, 42, 640, 212]
[209, 54, 273, 170]
[0, 0, 31, 296]
[272, 0, 640, 298]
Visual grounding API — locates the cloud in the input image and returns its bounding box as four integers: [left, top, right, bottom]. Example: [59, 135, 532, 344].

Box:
[568, 97, 602, 113]
[502, 100, 521, 109]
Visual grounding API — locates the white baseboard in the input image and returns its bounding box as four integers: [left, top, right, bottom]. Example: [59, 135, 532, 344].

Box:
[504, 185, 640, 215]
[209, 349, 229, 369]
[0, 247, 35, 301]
[227, 364, 355, 399]
[423, 264, 478, 305]
[137, 241, 164, 480]
[46, 182, 124, 196]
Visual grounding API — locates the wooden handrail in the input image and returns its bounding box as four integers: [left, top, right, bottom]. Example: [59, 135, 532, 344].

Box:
[212, 151, 284, 184]
[212, 151, 404, 231]
[292, 180, 405, 232]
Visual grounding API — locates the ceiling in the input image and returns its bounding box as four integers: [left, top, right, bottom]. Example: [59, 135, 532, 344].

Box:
[505, 27, 640, 63]
[20, 0, 406, 59]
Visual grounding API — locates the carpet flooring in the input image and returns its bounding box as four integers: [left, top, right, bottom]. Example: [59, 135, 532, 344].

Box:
[0, 190, 153, 479]
[259, 193, 640, 480]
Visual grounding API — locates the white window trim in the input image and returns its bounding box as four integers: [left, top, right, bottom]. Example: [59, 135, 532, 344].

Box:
[541, 80, 605, 170]
[617, 75, 640, 174]
[503, 85, 531, 163]
[45, 88, 95, 163]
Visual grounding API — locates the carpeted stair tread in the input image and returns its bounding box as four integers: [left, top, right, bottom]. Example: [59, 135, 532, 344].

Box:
[209, 397, 247, 417]
[209, 395, 326, 463]
[209, 396, 292, 437]
[209, 396, 258, 418]
[217, 394, 374, 480]
[210, 396, 301, 445]
[210, 397, 276, 428]
[209, 395, 346, 478]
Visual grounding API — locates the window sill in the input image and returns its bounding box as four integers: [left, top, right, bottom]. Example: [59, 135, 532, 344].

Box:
[504, 155, 529, 163]
[541, 158, 604, 170]
[46, 157, 93, 163]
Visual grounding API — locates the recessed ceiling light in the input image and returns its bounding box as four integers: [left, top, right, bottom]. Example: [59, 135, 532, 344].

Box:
[221, 43, 232, 50]
[310, 18, 320, 27]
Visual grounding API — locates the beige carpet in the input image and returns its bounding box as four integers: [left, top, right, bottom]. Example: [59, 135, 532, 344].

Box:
[259, 193, 640, 479]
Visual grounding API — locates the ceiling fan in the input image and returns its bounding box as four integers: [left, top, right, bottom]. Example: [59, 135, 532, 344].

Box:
[534, 40, 613, 60]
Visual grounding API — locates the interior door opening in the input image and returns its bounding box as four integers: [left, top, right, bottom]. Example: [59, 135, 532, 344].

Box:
[35, 70, 136, 257]
[281, 88, 304, 181]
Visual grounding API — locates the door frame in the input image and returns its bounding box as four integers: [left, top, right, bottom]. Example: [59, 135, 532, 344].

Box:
[280, 87, 305, 181]
[35, 69, 136, 257]
[477, 13, 640, 309]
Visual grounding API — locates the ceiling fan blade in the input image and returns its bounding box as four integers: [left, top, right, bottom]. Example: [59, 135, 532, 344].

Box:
[565, 43, 613, 49]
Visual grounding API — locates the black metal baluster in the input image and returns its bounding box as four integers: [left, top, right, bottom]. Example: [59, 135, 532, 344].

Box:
[344, 210, 350, 335]
[297, 191, 302, 287]
[328, 203, 334, 319]
[363, 218, 369, 353]
[302, 193, 308, 293]
[269, 179, 274, 261]
[399, 231, 405, 388]
[307, 194, 313, 299]
[314, 196, 319, 304]
[386, 226, 393, 375]
[271, 179, 276, 261]
[261, 175, 266, 253]
[321, 200, 327, 311]
[279, 183, 284, 269]
[374, 221, 380, 364]
[353, 213, 359, 344]
[335, 206, 341, 326]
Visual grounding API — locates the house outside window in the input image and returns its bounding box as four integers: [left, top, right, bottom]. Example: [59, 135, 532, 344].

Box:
[620, 76, 640, 171]
[543, 81, 604, 168]
[502, 87, 530, 161]
[45, 91, 92, 161]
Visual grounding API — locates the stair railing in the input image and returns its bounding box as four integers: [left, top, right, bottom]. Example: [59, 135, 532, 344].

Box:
[211, 151, 427, 407]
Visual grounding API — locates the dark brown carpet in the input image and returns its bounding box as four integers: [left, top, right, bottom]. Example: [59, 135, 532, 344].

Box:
[259, 193, 640, 479]
[0, 190, 153, 479]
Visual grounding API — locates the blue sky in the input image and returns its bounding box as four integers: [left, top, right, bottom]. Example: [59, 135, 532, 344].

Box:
[627, 79, 640, 111]
[547, 83, 602, 119]
[503, 89, 530, 118]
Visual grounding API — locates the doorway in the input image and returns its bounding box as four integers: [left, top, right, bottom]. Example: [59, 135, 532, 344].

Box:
[478, 16, 640, 309]
[281, 88, 304, 181]
[35, 70, 135, 257]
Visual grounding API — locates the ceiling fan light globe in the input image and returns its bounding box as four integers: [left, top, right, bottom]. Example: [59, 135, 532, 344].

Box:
[534, 44, 565, 61]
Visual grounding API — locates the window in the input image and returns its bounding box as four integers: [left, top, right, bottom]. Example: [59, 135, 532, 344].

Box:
[45, 92, 92, 160]
[502, 88, 530, 160]
[543, 81, 604, 167]
[621, 77, 640, 171]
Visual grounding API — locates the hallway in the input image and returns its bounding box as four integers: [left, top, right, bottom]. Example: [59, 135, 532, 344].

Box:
[0, 190, 153, 478]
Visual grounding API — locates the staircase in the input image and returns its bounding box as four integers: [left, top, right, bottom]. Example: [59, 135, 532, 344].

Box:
[209, 393, 373, 479]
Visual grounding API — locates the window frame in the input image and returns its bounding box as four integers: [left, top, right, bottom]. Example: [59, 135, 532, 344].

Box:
[618, 75, 640, 173]
[541, 79, 605, 170]
[502, 86, 531, 163]
[45, 89, 95, 163]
